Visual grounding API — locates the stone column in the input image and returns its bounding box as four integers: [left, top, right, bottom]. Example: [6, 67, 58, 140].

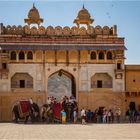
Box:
[66, 50, 69, 66]
[55, 50, 57, 66]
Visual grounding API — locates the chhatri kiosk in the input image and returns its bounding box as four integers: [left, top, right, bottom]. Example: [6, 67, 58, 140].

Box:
[0, 4, 126, 121]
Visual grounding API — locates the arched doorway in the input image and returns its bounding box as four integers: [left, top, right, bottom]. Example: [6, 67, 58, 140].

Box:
[129, 102, 136, 111]
[47, 69, 76, 100]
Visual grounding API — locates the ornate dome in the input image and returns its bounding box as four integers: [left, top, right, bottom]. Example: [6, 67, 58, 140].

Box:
[24, 3, 43, 26]
[74, 5, 94, 27]
[28, 4, 40, 20]
[77, 6, 90, 20]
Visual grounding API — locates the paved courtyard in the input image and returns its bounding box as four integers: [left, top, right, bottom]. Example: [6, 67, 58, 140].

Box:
[0, 123, 140, 140]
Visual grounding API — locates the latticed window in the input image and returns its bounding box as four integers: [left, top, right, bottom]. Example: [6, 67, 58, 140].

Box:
[107, 52, 112, 59]
[99, 52, 104, 59]
[10, 51, 16, 60]
[90, 51, 96, 60]
[27, 51, 33, 60]
[19, 51, 25, 60]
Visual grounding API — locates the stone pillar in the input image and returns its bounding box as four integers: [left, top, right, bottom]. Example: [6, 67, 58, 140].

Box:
[16, 51, 19, 62]
[88, 50, 90, 63]
[78, 50, 80, 64]
[43, 50, 46, 92]
[97, 51, 99, 63]
[25, 51, 27, 63]
[105, 51, 107, 63]
[55, 50, 57, 66]
[66, 50, 69, 66]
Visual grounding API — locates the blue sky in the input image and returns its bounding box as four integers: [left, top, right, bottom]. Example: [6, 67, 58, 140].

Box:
[0, 0, 140, 64]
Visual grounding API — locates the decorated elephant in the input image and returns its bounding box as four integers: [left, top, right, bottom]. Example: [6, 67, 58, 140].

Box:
[12, 101, 40, 123]
[40, 104, 54, 123]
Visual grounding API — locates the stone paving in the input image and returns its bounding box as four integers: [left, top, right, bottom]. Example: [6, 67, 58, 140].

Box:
[0, 123, 140, 140]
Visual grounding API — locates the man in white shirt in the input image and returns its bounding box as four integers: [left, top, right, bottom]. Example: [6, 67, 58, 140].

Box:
[81, 108, 86, 124]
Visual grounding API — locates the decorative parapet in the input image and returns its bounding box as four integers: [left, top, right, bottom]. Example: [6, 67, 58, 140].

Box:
[0, 24, 118, 37]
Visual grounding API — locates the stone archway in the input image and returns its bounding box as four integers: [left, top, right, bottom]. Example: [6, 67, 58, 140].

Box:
[47, 69, 76, 100]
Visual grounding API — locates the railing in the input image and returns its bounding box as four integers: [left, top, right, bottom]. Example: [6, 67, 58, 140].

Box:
[0, 53, 9, 60]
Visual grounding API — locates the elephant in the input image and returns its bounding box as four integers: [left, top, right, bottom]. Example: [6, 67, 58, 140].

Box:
[64, 101, 78, 122]
[40, 104, 54, 123]
[12, 102, 40, 123]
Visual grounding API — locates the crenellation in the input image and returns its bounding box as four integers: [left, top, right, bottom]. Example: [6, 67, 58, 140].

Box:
[2, 24, 117, 37]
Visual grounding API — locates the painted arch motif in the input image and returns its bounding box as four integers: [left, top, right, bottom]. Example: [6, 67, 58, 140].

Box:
[47, 69, 76, 100]
[91, 73, 113, 88]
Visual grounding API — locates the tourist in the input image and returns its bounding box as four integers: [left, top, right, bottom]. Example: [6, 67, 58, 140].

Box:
[115, 108, 121, 123]
[108, 109, 112, 123]
[111, 110, 114, 123]
[103, 109, 108, 123]
[87, 109, 93, 123]
[61, 109, 67, 124]
[97, 108, 103, 123]
[93, 109, 98, 123]
[125, 109, 130, 123]
[134, 110, 138, 123]
[73, 109, 77, 124]
[81, 108, 86, 125]
[129, 110, 133, 123]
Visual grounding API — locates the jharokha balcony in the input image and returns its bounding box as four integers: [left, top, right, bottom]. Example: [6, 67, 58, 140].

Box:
[0, 53, 9, 61]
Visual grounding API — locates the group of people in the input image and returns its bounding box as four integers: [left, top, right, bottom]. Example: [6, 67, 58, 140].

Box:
[80, 108, 140, 124]
[47, 95, 76, 106]
[80, 108, 116, 124]
[126, 109, 140, 123]
[45, 95, 78, 124]
[18, 97, 140, 124]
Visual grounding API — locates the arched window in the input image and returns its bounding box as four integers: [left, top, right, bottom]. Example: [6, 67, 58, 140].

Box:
[99, 52, 104, 60]
[90, 51, 96, 60]
[107, 52, 112, 60]
[19, 51, 25, 60]
[10, 51, 16, 60]
[27, 51, 33, 60]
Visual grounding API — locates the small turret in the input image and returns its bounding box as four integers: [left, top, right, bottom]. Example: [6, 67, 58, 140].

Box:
[73, 5, 94, 28]
[24, 3, 44, 26]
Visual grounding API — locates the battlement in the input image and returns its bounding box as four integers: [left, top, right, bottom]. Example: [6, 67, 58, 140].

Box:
[0, 24, 117, 38]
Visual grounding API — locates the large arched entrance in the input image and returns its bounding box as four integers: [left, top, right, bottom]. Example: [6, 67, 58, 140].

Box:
[47, 69, 76, 100]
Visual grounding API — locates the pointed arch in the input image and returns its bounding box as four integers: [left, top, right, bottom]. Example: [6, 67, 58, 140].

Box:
[99, 51, 104, 60]
[10, 51, 17, 60]
[19, 51, 25, 60]
[48, 69, 76, 100]
[90, 51, 96, 60]
[107, 51, 113, 60]
[27, 51, 33, 60]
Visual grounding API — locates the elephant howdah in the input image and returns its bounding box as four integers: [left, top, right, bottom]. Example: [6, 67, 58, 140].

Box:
[19, 100, 30, 117]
